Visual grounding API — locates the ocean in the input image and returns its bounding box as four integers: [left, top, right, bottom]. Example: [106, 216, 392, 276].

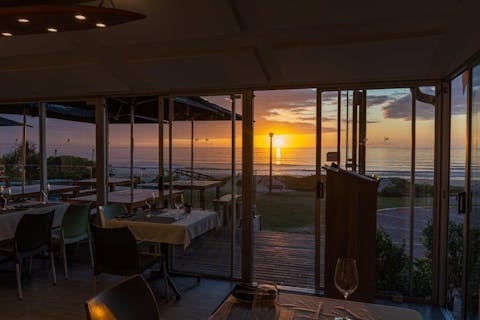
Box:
[0, 143, 466, 184]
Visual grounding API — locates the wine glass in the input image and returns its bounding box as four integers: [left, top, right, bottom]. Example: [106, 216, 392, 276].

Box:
[145, 198, 152, 211]
[151, 192, 156, 209]
[174, 194, 184, 219]
[334, 257, 359, 320]
[0, 186, 6, 211]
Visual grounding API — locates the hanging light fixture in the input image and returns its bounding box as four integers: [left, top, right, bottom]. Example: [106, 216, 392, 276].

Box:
[0, 1, 145, 37]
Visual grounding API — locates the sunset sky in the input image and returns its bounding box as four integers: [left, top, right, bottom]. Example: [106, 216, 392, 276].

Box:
[0, 84, 466, 155]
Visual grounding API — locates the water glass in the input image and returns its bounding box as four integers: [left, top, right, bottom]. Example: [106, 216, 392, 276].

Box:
[252, 284, 279, 320]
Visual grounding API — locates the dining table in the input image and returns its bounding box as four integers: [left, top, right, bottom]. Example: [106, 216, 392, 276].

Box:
[108, 208, 220, 299]
[10, 185, 80, 201]
[68, 188, 183, 212]
[210, 290, 423, 320]
[73, 177, 132, 192]
[164, 180, 225, 210]
[0, 201, 69, 241]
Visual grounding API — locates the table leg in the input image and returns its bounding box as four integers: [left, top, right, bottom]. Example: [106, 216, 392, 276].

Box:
[215, 186, 220, 199]
[160, 243, 181, 300]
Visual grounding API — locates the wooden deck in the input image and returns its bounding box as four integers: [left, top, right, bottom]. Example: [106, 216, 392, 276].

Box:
[173, 229, 321, 289]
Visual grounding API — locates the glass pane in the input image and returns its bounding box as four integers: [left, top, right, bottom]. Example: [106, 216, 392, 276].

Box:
[253, 89, 316, 288]
[367, 89, 412, 297]
[447, 74, 467, 319]
[412, 88, 435, 299]
[466, 65, 480, 319]
[170, 95, 242, 279]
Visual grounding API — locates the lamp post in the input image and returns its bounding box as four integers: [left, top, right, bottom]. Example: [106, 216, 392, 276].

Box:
[269, 132, 273, 193]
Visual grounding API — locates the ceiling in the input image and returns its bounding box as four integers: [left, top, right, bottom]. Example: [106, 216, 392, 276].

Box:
[0, 0, 478, 102]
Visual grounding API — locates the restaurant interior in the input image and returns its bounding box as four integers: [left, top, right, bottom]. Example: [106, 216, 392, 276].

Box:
[0, 1, 479, 319]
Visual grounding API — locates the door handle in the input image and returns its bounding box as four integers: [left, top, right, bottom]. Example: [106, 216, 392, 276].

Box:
[458, 191, 466, 214]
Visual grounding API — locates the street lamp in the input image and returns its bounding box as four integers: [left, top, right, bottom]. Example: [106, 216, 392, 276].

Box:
[269, 132, 273, 193]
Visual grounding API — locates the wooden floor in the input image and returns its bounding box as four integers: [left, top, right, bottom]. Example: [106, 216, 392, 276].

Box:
[173, 228, 319, 288]
[0, 257, 445, 320]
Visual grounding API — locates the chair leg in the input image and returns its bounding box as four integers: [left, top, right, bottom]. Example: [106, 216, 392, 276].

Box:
[15, 263, 23, 300]
[88, 237, 94, 270]
[62, 242, 68, 280]
[50, 250, 56, 285]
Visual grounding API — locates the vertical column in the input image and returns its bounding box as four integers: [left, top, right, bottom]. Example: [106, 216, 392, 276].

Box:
[358, 90, 367, 175]
[231, 94, 237, 278]
[130, 103, 134, 204]
[315, 89, 322, 290]
[158, 97, 165, 207]
[337, 91, 341, 166]
[95, 97, 108, 206]
[21, 106, 27, 192]
[39, 102, 47, 193]
[408, 88, 416, 296]
[168, 97, 174, 208]
[434, 82, 450, 306]
[242, 89, 254, 283]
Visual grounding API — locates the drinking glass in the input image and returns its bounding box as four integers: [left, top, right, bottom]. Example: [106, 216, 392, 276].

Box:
[174, 194, 184, 218]
[252, 284, 279, 320]
[334, 257, 359, 320]
[151, 192, 156, 209]
[145, 198, 152, 211]
[0, 186, 6, 211]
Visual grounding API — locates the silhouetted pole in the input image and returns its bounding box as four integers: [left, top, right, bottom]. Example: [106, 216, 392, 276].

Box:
[269, 132, 273, 193]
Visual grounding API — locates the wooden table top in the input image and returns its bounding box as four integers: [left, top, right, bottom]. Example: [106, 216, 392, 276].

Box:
[164, 180, 224, 190]
[69, 188, 183, 205]
[9, 185, 80, 199]
[73, 177, 132, 186]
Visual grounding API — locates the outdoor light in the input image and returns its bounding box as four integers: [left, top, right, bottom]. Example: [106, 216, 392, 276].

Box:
[0, 1, 146, 37]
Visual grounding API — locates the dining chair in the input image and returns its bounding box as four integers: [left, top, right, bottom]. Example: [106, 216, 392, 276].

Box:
[0, 211, 56, 299]
[90, 224, 162, 281]
[97, 204, 127, 226]
[85, 274, 160, 320]
[53, 203, 93, 279]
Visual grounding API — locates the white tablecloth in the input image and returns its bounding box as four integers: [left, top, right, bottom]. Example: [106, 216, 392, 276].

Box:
[108, 209, 220, 248]
[210, 292, 423, 320]
[0, 202, 69, 241]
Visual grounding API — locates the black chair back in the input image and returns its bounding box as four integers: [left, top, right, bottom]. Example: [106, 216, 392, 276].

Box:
[90, 224, 139, 276]
[85, 274, 159, 320]
[15, 211, 54, 254]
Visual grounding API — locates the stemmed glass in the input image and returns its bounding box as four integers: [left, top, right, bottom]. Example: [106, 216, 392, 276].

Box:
[174, 194, 184, 219]
[41, 183, 51, 205]
[145, 198, 152, 211]
[0, 186, 11, 211]
[334, 257, 359, 320]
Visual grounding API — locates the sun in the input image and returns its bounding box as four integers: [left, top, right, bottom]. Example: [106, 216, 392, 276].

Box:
[274, 136, 283, 148]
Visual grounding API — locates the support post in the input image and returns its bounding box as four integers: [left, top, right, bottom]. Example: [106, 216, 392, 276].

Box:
[39, 103, 47, 194]
[130, 103, 134, 204]
[21, 106, 27, 192]
[158, 97, 165, 208]
[168, 97, 174, 208]
[269, 132, 273, 193]
[242, 89, 254, 283]
[95, 97, 108, 206]
[231, 94, 237, 278]
[358, 90, 367, 175]
[337, 91, 341, 166]
[408, 88, 416, 296]
[315, 89, 322, 290]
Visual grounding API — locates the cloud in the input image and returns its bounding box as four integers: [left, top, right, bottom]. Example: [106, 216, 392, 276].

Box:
[264, 106, 316, 125]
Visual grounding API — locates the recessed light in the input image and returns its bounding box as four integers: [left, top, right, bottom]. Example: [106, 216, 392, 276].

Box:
[74, 14, 87, 21]
[17, 18, 30, 23]
[47, 27, 58, 33]
[1, 32, 13, 37]
[96, 22, 106, 28]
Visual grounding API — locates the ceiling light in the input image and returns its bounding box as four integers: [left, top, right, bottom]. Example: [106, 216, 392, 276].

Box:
[47, 27, 58, 33]
[95, 22, 106, 28]
[74, 14, 86, 21]
[1, 32, 13, 37]
[17, 18, 30, 23]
